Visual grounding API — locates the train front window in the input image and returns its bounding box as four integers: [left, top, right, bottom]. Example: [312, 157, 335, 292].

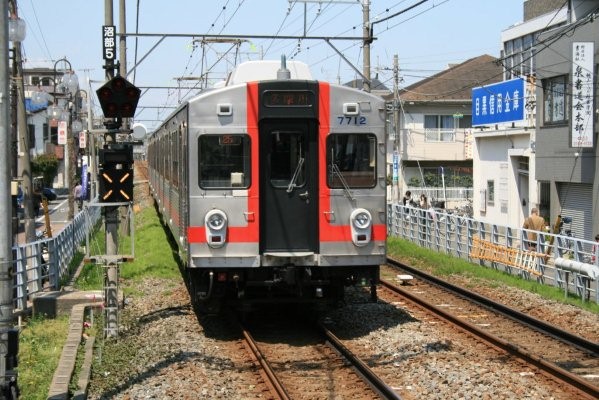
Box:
[269, 131, 305, 189]
[199, 134, 250, 189]
[327, 133, 376, 188]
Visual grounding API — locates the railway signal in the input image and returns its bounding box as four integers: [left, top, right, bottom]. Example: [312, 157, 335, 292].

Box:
[96, 75, 141, 119]
[98, 146, 134, 203]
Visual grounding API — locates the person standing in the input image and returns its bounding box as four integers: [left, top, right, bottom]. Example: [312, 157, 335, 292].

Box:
[523, 207, 545, 250]
[402, 191, 416, 207]
[74, 181, 83, 211]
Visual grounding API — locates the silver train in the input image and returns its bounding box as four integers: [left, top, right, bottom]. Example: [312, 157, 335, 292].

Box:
[147, 58, 387, 312]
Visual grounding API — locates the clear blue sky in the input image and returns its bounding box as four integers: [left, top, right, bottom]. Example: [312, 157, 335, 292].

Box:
[17, 0, 524, 130]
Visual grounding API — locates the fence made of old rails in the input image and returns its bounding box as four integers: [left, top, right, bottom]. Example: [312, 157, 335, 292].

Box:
[388, 203, 599, 304]
[12, 205, 101, 313]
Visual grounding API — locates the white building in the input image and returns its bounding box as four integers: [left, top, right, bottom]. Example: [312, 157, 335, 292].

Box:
[472, 0, 579, 229]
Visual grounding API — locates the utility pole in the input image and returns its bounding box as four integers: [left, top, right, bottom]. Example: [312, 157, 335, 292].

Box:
[1, 3, 19, 398]
[9, 1, 35, 247]
[393, 54, 400, 204]
[362, 0, 371, 92]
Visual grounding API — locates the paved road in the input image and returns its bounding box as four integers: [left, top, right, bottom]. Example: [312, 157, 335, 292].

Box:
[14, 195, 78, 245]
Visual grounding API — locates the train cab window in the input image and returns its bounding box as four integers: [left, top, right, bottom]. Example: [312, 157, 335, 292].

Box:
[327, 133, 376, 188]
[269, 131, 305, 189]
[198, 134, 250, 189]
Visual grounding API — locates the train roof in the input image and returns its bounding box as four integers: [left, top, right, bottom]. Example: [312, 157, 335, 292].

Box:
[224, 60, 313, 86]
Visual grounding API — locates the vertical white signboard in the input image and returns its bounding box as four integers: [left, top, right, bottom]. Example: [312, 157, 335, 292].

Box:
[571, 42, 594, 148]
[58, 121, 67, 145]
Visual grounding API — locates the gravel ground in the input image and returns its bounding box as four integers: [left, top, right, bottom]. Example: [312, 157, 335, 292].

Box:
[86, 268, 598, 399]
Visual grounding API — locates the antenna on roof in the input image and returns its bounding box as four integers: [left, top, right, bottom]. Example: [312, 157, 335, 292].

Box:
[277, 55, 291, 80]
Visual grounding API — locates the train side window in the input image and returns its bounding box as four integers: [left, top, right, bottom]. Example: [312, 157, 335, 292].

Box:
[198, 134, 250, 189]
[327, 133, 376, 188]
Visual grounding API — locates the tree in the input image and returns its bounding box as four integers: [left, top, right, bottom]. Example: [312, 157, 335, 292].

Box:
[31, 154, 60, 187]
[408, 176, 421, 187]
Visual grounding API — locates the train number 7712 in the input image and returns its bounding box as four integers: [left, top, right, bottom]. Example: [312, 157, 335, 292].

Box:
[337, 116, 366, 125]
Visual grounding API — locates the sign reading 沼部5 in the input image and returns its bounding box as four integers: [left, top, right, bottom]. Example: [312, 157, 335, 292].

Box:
[103, 25, 116, 61]
[471, 78, 525, 126]
[571, 42, 594, 148]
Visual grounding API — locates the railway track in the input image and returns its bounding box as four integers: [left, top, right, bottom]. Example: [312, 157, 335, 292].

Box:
[384, 257, 599, 399]
[238, 314, 400, 399]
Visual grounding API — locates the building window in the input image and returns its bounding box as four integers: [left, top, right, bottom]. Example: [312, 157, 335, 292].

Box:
[424, 115, 456, 142]
[28, 124, 35, 149]
[31, 76, 40, 86]
[487, 180, 495, 206]
[43, 123, 49, 142]
[543, 75, 567, 124]
[503, 34, 536, 80]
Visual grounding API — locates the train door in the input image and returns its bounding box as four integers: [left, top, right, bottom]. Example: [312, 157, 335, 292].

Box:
[260, 120, 318, 253]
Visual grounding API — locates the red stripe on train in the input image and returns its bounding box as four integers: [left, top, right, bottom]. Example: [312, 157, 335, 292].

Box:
[188, 224, 384, 244]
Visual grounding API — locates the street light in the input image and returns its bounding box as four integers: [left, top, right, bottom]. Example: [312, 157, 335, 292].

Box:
[51, 58, 80, 219]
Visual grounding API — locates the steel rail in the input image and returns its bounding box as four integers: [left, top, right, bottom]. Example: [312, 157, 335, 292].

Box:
[240, 325, 291, 400]
[382, 260, 599, 399]
[386, 258, 599, 354]
[318, 322, 402, 400]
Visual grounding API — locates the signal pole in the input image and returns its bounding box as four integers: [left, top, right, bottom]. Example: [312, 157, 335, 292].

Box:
[104, 0, 120, 338]
[100, 0, 140, 338]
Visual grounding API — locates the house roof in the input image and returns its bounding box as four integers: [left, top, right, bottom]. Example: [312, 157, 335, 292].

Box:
[344, 77, 391, 92]
[397, 54, 503, 103]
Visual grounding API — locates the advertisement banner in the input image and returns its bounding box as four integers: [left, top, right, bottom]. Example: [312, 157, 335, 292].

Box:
[472, 78, 525, 126]
[571, 42, 594, 148]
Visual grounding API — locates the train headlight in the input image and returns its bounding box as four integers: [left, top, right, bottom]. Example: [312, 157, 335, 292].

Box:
[350, 208, 372, 246]
[207, 213, 226, 230]
[205, 209, 227, 248]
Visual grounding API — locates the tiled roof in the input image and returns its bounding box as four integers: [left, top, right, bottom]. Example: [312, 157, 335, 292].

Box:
[398, 54, 503, 102]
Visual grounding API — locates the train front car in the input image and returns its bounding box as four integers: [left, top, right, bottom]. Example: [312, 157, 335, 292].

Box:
[186, 60, 387, 312]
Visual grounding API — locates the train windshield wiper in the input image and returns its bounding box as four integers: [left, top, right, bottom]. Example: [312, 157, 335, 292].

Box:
[331, 162, 354, 201]
[286, 156, 305, 193]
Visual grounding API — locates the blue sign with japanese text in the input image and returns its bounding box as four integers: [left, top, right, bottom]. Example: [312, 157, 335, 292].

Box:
[471, 78, 525, 126]
[81, 164, 88, 200]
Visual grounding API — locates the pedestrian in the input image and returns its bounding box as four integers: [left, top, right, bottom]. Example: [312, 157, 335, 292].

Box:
[74, 181, 83, 211]
[402, 190, 416, 207]
[419, 193, 429, 209]
[522, 207, 545, 250]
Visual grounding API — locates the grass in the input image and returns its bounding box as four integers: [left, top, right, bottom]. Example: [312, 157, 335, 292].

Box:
[387, 237, 599, 314]
[75, 204, 180, 293]
[18, 315, 70, 400]
[19, 202, 180, 399]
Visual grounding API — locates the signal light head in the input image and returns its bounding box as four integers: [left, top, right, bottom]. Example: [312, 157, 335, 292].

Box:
[96, 76, 141, 118]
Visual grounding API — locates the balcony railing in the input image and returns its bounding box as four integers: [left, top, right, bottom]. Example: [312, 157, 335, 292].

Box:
[424, 128, 456, 142]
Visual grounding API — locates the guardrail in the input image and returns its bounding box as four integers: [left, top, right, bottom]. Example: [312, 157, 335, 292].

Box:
[388, 204, 599, 304]
[12, 205, 101, 313]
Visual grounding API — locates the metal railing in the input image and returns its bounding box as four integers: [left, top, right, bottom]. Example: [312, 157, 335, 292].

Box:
[424, 128, 456, 142]
[388, 203, 599, 304]
[405, 186, 473, 205]
[12, 205, 101, 312]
